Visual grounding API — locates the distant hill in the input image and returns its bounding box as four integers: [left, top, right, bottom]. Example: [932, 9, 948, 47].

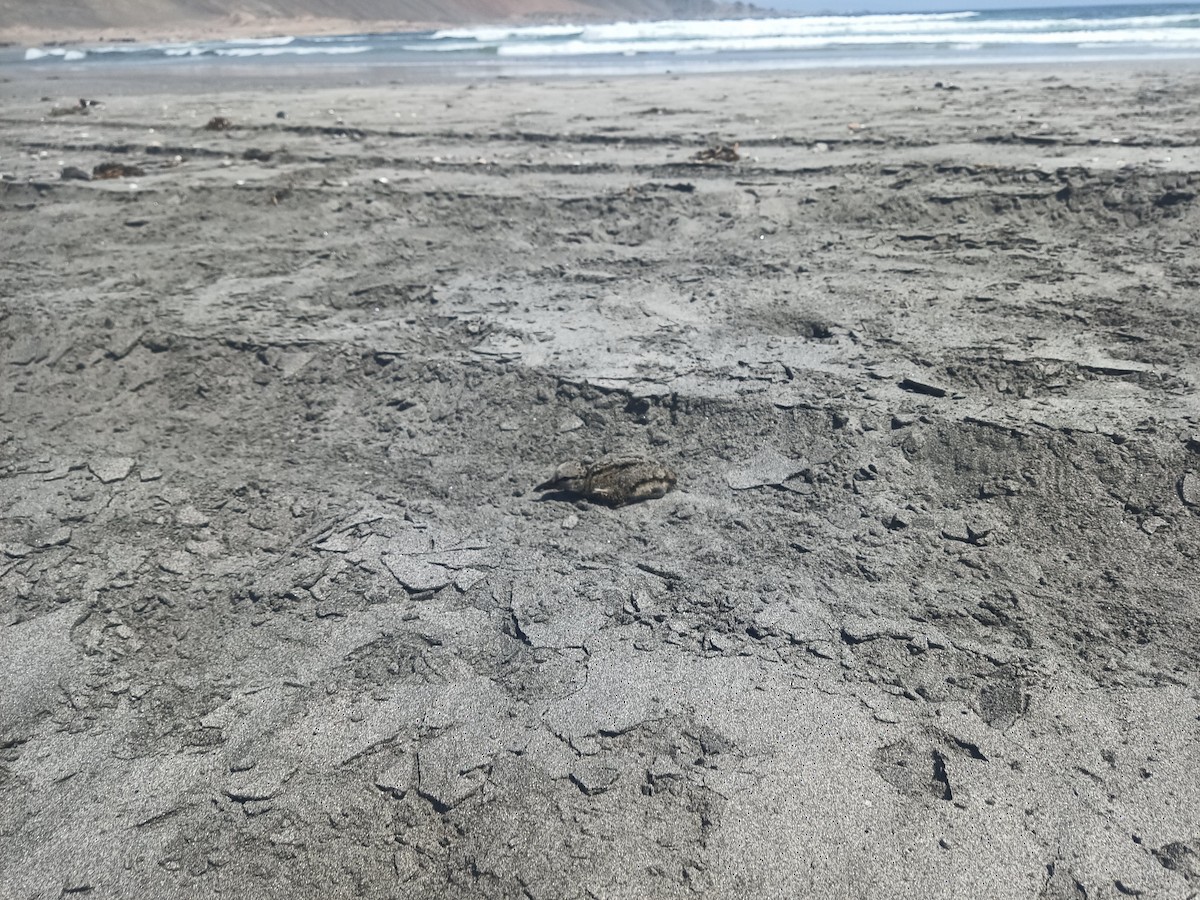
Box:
[0, 0, 761, 43]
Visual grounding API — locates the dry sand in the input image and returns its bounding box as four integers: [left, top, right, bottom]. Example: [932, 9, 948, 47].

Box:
[2, 62, 1200, 899]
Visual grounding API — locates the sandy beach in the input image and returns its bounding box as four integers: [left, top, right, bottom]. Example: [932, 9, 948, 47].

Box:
[2, 62, 1200, 898]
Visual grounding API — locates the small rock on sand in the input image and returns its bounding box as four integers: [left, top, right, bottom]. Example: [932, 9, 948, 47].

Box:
[557, 413, 584, 433]
[175, 505, 210, 527]
[725, 449, 805, 490]
[88, 456, 134, 483]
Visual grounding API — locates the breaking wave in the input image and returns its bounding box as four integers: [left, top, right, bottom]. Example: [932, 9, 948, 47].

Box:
[24, 35, 368, 62]
[493, 26, 1200, 57]
[430, 9, 1200, 56]
[19, 4, 1200, 68]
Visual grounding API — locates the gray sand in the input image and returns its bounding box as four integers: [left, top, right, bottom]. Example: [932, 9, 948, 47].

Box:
[1, 65, 1199, 899]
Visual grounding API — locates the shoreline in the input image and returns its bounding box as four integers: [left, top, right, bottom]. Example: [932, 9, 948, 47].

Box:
[5, 54, 1200, 95]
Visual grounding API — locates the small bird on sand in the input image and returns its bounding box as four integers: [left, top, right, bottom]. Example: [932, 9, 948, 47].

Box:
[536, 454, 676, 507]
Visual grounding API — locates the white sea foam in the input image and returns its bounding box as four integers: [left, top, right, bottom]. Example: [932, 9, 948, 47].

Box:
[90, 43, 191, 54]
[155, 43, 373, 57]
[24, 47, 86, 60]
[226, 35, 296, 46]
[434, 11, 979, 44]
[430, 24, 585, 41]
[412, 10, 1200, 58]
[493, 27, 1200, 57]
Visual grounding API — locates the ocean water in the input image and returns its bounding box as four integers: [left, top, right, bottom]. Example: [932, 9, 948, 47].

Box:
[17, 4, 1200, 74]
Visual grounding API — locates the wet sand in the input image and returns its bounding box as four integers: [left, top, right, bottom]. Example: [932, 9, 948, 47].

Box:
[2, 63, 1200, 899]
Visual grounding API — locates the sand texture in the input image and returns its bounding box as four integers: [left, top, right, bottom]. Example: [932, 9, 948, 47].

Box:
[2, 65, 1200, 898]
